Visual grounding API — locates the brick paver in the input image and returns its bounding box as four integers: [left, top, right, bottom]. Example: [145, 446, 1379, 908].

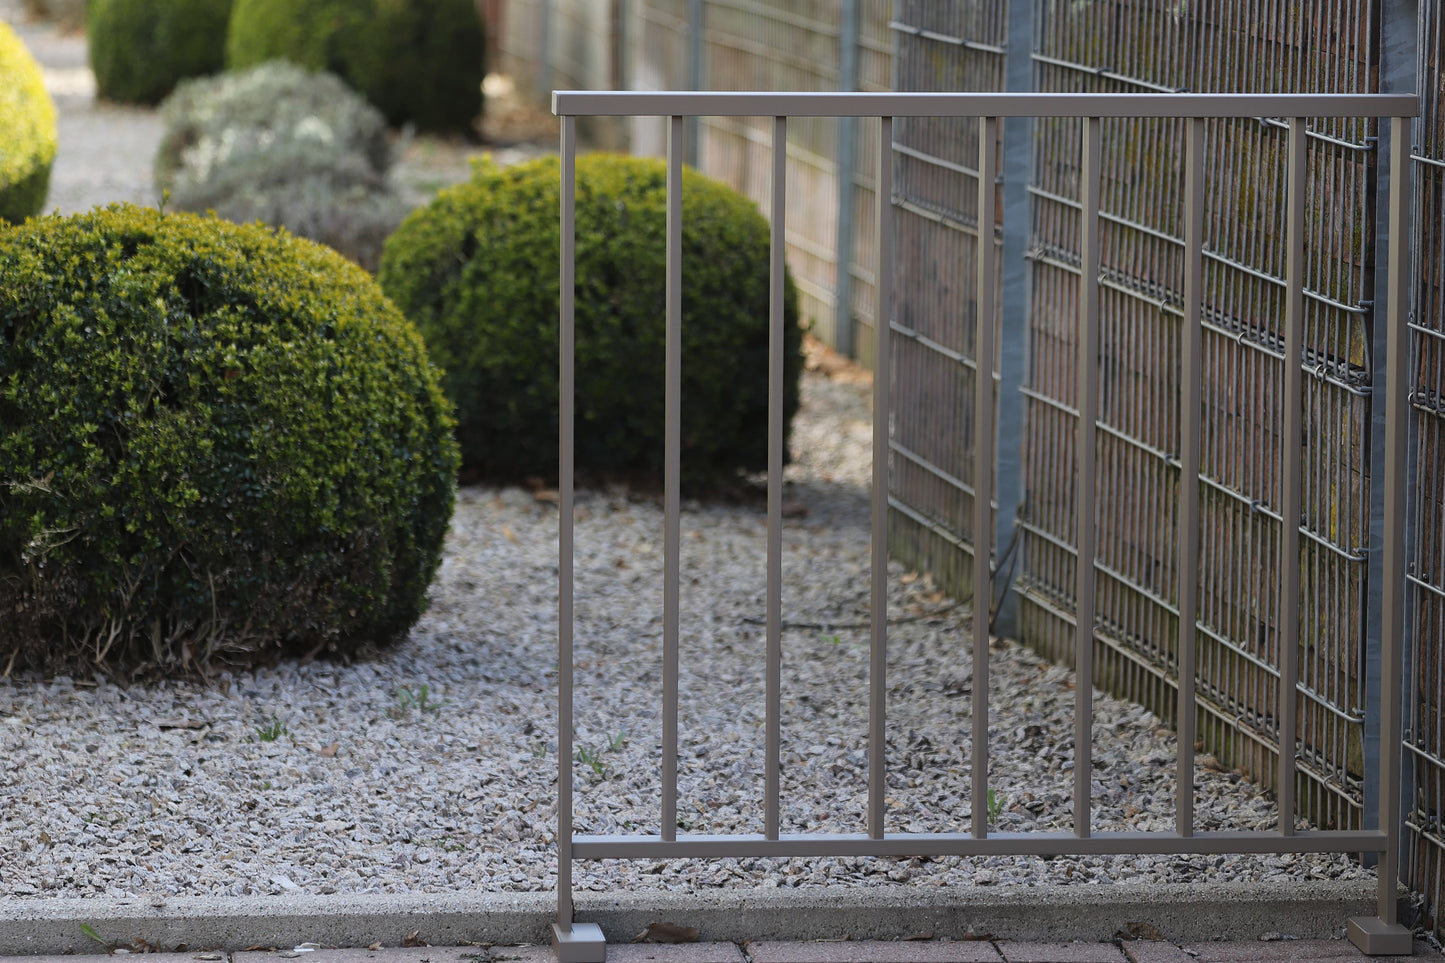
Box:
[609, 944, 747, 963]
[234, 949, 536, 963]
[1184, 942, 1375, 963]
[1184, 941, 1439, 963]
[16, 957, 196, 963]
[1120, 941, 1195, 963]
[997, 943, 1127, 963]
[746, 941, 1003, 963]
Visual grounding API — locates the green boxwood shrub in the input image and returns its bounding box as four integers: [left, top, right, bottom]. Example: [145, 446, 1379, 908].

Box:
[0, 204, 459, 676]
[377, 154, 803, 487]
[0, 22, 57, 224]
[226, 0, 485, 134]
[156, 61, 408, 272]
[87, 0, 233, 105]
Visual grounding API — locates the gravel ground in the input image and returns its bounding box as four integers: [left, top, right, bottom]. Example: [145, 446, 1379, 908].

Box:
[0, 2, 1372, 901]
[0, 364, 1371, 899]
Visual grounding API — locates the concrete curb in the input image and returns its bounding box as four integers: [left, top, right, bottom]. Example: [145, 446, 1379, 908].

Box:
[0, 881, 1381, 956]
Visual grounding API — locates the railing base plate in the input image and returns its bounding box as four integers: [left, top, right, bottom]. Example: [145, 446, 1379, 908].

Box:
[1347, 917, 1413, 955]
[552, 922, 606, 963]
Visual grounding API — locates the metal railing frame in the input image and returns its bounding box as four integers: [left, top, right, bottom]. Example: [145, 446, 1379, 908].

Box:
[550, 91, 1419, 962]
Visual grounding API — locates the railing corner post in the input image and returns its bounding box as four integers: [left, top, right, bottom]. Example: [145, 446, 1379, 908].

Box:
[1346, 110, 1416, 961]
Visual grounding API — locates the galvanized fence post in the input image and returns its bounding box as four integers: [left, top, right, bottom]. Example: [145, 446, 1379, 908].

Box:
[995, 0, 1036, 640]
[833, 0, 861, 359]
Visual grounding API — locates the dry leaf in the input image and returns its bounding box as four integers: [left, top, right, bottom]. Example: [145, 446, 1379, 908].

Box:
[367, 944, 383, 952]
[501, 525, 518, 545]
[403, 932, 427, 948]
[802, 335, 872, 385]
[534, 489, 561, 505]
[630, 922, 699, 944]
[319, 742, 339, 757]
[1117, 922, 1166, 941]
[904, 933, 934, 941]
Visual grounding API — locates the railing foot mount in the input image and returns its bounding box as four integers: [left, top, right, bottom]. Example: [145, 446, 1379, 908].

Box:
[552, 922, 606, 963]
[1346, 917, 1413, 956]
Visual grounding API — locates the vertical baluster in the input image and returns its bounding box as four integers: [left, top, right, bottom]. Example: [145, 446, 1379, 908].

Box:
[1177, 116, 1205, 837]
[870, 114, 894, 840]
[973, 114, 999, 839]
[1075, 116, 1102, 839]
[766, 115, 787, 841]
[1278, 117, 1306, 835]
[557, 112, 577, 930]
[663, 114, 684, 843]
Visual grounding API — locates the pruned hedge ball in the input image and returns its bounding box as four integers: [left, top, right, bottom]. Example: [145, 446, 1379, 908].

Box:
[0, 204, 460, 676]
[225, 0, 486, 134]
[87, 0, 233, 105]
[377, 153, 803, 487]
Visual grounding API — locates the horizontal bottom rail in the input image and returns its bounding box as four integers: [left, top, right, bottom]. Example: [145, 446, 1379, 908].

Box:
[573, 829, 1386, 859]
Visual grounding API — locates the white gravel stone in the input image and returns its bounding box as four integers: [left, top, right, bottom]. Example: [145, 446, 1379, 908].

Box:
[0, 364, 1372, 899]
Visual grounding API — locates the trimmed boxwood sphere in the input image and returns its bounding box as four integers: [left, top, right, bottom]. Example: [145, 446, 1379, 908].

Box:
[225, 0, 486, 134]
[0, 205, 460, 676]
[87, 0, 233, 105]
[0, 22, 58, 224]
[377, 154, 803, 487]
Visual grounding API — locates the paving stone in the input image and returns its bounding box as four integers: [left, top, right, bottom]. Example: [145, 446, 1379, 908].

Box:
[1323, 936, 1439, 960]
[18, 956, 198, 963]
[998, 943, 1127, 963]
[235, 948, 529, 963]
[746, 940, 1003, 963]
[485, 949, 554, 963]
[1183, 941, 1368, 963]
[1120, 942, 1194, 963]
[609, 943, 746, 963]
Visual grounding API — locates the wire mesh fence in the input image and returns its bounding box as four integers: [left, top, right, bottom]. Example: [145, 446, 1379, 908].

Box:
[1406, 0, 1445, 932]
[885, 0, 1009, 607]
[1015, 0, 1381, 841]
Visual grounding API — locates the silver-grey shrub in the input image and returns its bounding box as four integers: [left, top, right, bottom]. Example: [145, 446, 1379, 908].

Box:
[155, 60, 409, 271]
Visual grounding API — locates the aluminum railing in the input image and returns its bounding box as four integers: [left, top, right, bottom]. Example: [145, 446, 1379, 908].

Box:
[549, 91, 1420, 962]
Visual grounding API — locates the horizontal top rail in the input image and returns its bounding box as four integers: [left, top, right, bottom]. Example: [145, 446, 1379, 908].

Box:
[552, 90, 1419, 118]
